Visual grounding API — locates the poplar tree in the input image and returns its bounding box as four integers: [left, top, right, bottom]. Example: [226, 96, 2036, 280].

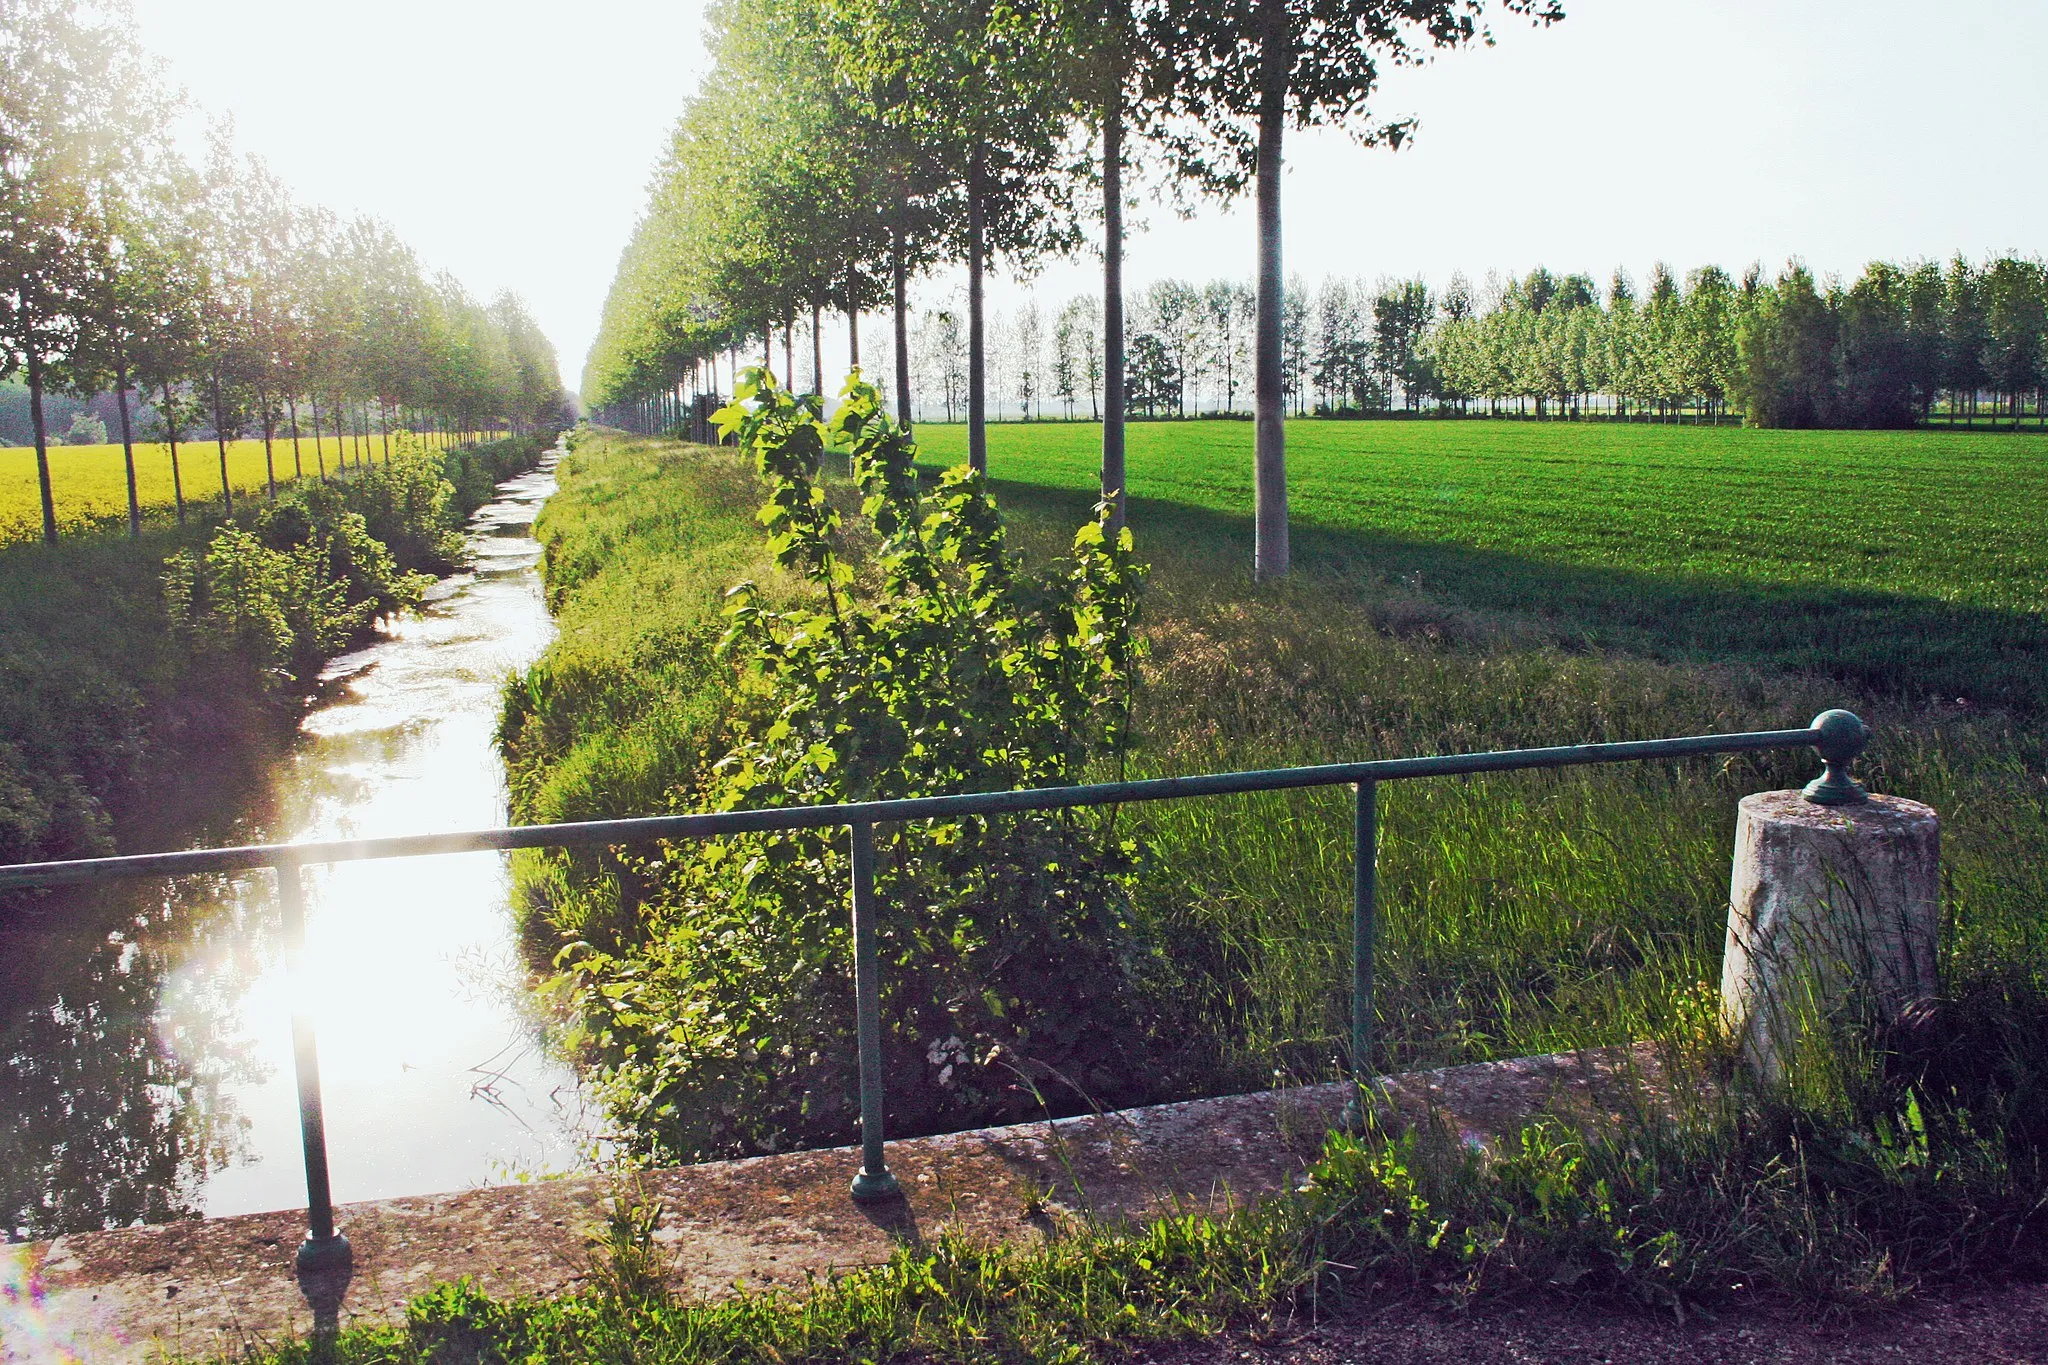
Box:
[68, 36, 176, 536]
[1, 0, 153, 542]
[1140, 0, 1562, 576]
[1983, 257, 2046, 426]
[829, 0, 1080, 473]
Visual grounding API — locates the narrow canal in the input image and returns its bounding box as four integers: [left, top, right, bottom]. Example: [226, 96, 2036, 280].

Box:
[2, 449, 596, 1242]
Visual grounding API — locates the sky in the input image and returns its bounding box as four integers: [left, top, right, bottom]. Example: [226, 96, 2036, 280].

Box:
[130, 0, 2048, 396]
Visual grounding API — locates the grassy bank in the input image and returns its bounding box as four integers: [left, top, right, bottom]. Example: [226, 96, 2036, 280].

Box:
[466, 422, 2048, 1354]
[509, 423, 2046, 1101]
[0, 435, 550, 872]
[500, 430, 787, 838]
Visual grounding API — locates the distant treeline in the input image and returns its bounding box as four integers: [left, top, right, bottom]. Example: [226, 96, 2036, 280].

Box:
[906, 255, 2046, 430]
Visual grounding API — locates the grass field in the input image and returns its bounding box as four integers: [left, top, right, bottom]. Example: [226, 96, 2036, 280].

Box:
[0, 433, 454, 543]
[918, 420, 2048, 712]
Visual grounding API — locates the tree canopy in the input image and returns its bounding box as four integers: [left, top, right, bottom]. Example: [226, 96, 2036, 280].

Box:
[1, 0, 569, 542]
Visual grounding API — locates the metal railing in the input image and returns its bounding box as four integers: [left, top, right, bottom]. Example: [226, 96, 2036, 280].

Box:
[0, 709, 1873, 1270]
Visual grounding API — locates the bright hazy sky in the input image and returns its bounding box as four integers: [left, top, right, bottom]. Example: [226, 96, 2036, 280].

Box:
[133, 0, 2047, 395]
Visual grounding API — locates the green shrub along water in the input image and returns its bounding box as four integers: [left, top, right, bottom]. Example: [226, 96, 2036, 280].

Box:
[505, 386, 1166, 1158]
[0, 434, 550, 871]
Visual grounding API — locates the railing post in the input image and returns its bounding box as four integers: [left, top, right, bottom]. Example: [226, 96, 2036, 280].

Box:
[275, 861, 351, 1272]
[847, 821, 902, 1203]
[1343, 780, 1378, 1129]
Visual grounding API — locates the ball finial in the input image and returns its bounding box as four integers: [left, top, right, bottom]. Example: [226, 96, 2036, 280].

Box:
[1804, 709, 1871, 805]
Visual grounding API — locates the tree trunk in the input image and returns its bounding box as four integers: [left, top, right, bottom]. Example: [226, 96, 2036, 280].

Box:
[114, 340, 139, 538]
[311, 392, 328, 479]
[782, 318, 794, 388]
[847, 264, 861, 371]
[288, 396, 303, 477]
[1101, 45, 1127, 533]
[1252, 0, 1290, 579]
[261, 396, 277, 498]
[968, 144, 988, 474]
[26, 344, 57, 545]
[210, 369, 234, 513]
[812, 300, 824, 395]
[162, 383, 185, 524]
[893, 218, 912, 426]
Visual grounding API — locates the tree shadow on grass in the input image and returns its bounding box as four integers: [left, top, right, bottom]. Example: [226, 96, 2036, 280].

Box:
[987, 477, 2048, 718]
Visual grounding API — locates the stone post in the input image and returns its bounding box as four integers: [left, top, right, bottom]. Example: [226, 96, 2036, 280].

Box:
[1719, 711, 1941, 1079]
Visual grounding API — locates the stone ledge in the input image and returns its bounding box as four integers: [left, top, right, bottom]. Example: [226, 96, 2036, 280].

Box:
[1, 1045, 1665, 1364]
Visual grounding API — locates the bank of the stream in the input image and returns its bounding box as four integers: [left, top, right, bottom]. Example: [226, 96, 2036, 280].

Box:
[3, 434, 591, 1241]
[504, 425, 2048, 1135]
[0, 435, 552, 875]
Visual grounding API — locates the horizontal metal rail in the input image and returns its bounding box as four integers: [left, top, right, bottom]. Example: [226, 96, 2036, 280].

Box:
[0, 725, 1822, 892]
[0, 712, 1867, 1273]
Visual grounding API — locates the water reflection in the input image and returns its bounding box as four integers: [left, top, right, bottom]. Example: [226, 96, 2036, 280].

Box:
[1, 876, 260, 1239]
[2, 455, 596, 1240]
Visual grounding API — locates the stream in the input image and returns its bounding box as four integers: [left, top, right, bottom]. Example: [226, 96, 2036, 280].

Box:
[2, 450, 598, 1241]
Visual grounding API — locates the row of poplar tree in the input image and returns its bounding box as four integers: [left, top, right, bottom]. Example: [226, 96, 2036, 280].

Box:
[890, 255, 2048, 428]
[1, 0, 570, 545]
[585, 0, 1568, 578]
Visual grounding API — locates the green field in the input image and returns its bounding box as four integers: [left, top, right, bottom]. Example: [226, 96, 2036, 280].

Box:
[918, 419, 2048, 711]
[0, 434, 454, 543]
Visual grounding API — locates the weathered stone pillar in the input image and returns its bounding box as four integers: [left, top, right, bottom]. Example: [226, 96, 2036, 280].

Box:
[1719, 712, 1940, 1079]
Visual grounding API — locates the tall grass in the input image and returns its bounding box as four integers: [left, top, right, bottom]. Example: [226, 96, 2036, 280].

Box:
[506, 429, 2047, 1125]
[988, 471, 2048, 1092]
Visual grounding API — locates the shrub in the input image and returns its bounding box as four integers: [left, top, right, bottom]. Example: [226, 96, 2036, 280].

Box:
[163, 465, 439, 686]
[340, 437, 469, 571]
[62, 412, 107, 446]
[557, 373, 1169, 1160]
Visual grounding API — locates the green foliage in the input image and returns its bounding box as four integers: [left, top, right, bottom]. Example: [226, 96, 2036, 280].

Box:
[163, 498, 419, 686]
[0, 522, 206, 867]
[155, 437, 524, 685]
[711, 368, 1140, 805]
[338, 436, 470, 570]
[533, 389, 1162, 1161]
